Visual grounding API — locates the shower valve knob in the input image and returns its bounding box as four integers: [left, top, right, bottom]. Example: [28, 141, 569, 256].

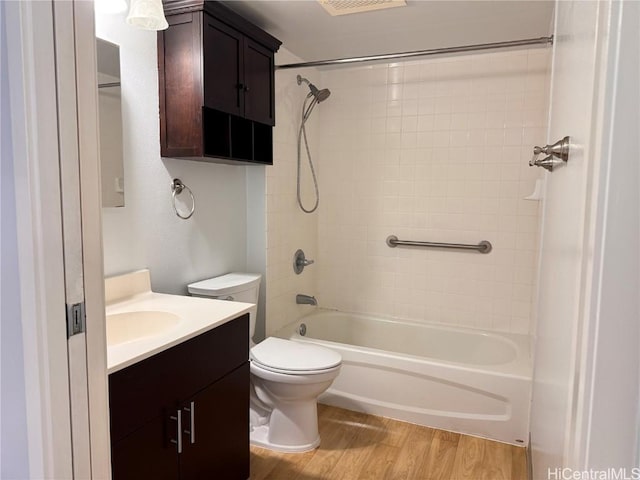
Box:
[293, 249, 314, 274]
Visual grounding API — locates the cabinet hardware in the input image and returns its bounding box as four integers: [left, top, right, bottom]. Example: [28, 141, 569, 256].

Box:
[183, 401, 196, 444]
[170, 410, 183, 453]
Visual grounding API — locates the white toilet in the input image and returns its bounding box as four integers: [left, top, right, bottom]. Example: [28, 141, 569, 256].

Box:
[188, 273, 342, 452]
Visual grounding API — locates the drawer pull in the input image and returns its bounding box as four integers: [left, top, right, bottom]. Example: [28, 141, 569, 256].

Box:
[183, 401, 196, 444]
[169, 410, 182, 454]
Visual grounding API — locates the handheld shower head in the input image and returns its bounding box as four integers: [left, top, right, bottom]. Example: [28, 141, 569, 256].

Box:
[297, 75, 331, 103]
[313, 86, 331, 103]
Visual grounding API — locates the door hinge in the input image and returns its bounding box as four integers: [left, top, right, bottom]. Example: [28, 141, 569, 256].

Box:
[66, 301, 86, 338]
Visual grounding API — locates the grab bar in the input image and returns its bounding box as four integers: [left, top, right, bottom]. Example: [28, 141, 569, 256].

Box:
[386, 235, 492, 254]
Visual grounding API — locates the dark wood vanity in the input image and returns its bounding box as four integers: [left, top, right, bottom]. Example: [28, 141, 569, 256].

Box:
[109, 314, 249, 480]
[158, 0, 282, 165]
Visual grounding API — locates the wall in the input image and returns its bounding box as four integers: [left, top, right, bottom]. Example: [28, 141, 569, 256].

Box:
[97, 14, 252, 297]
[246, 166, 267, 341]
[0, 1, 29, 474]
[316, 49, 550, 335]
[265, 48, 321, 335]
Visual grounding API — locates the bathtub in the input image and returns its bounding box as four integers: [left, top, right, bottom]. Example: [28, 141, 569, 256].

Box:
[275, 309, 531, 446]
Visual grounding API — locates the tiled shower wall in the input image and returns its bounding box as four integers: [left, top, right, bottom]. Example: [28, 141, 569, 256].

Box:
[265, 49, 321, 337]
[316, 49, 551, 335]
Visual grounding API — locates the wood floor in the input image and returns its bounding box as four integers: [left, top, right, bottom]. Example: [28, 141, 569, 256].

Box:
[250, 404, 526, 480]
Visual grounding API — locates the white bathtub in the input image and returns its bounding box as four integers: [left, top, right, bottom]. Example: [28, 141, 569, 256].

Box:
[275, 309, 531, 445]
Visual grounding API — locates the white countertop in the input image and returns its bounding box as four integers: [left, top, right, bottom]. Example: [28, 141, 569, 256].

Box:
[106, 291, 253, 374]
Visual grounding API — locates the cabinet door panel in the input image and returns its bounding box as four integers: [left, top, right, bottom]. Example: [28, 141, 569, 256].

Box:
[159, 12, 204, 157]
[243, 39, 275, 126]
[180, 363, 249, 480]
[111, 415, 179, 480]
[203, 15, 243, 116]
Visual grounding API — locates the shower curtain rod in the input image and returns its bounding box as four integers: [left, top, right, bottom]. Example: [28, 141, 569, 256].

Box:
[275, 36, 553, 70]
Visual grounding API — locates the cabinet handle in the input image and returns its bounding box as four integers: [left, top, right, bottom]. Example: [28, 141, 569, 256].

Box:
[237, 83, 245, 90]
[244, 85, 250, 92]
[170, 410, 183, 454]
[183, 401, 196, 444]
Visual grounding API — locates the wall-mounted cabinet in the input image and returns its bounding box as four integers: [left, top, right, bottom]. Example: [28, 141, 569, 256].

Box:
[159, 1, 281, 165]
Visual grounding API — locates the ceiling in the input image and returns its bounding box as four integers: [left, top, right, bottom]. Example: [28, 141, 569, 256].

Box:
[222, 0, 555, 65]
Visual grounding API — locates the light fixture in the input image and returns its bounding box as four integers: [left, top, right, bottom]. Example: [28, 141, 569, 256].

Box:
[126, 0, 168, 31]
[95, 0, 128, 14]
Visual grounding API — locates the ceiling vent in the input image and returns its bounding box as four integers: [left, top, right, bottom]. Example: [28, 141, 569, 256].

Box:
[317, 0, 407, 16]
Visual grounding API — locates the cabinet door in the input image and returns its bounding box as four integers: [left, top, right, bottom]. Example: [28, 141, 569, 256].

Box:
[109, 315, 249, 444]
[203, 14, 244, 117]
[243, 38, 275, 126]
[159, 12, 205, 158]
[111, 414, 179, 480]
[179, 363, 249, 480]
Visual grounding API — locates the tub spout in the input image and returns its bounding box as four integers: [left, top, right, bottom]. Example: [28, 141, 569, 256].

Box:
[296, 294, 317, 306]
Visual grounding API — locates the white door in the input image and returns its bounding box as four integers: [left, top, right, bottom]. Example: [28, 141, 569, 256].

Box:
[531, 0, 640, 475]
[5, 1, 110, 477]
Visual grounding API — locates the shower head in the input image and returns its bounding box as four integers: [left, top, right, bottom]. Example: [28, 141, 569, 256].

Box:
[312, 86, 331, 103]
[297, 75, 331, 103]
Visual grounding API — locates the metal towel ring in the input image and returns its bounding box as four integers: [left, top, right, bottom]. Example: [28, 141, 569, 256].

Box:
[171, 178, 195, 220]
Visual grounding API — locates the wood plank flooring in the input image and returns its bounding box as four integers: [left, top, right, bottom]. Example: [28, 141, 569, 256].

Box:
[250, 404, 526, 480]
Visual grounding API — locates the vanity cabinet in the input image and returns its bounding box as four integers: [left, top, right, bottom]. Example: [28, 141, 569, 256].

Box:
[159, 1, 282, 165]
[109, 314, 249, 480]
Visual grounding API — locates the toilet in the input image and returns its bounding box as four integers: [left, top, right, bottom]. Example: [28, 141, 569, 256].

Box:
[188, 273, 342, 452]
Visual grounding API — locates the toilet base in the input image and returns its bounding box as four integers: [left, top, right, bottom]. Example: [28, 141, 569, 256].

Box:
[250, 425, 320, 453]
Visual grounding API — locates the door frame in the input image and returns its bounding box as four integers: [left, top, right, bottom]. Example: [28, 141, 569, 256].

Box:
[71, 1, 111, 476]
[5, 0, 110, 477]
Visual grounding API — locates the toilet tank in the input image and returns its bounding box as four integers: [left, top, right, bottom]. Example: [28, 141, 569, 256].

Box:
[187, 273, 261, 339]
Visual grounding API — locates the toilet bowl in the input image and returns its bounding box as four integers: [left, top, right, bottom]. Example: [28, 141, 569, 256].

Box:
[187, 273, 342, 452]
[249, 337, 341, 451]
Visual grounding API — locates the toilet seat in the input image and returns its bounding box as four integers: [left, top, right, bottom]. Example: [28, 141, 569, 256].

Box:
[250, 337, 341, 375]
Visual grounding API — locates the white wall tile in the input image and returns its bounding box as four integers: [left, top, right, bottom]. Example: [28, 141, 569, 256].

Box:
[267, 48, 550, 337]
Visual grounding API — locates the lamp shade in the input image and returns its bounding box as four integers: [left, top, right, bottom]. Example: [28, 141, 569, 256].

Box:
[126, 0, 168, 31]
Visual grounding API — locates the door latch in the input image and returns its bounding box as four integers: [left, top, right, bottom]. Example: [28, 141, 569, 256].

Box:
[66, 301, 86, 337]
[530, 136, 570, 172]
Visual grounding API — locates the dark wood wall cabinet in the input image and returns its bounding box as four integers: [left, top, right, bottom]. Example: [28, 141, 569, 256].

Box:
[159, 1, 282, 165]
[109, 315, 249, 480]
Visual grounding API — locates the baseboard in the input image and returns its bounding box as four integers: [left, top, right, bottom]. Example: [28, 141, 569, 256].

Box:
[526, 433, 533, 480]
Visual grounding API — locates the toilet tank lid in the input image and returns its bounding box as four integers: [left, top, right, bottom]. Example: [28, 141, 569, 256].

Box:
[187, 272, 261, 296]
[251, 337, 342, 372]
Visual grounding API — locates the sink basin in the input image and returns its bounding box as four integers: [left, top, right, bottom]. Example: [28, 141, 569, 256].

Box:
[106, 311, 181, 346]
